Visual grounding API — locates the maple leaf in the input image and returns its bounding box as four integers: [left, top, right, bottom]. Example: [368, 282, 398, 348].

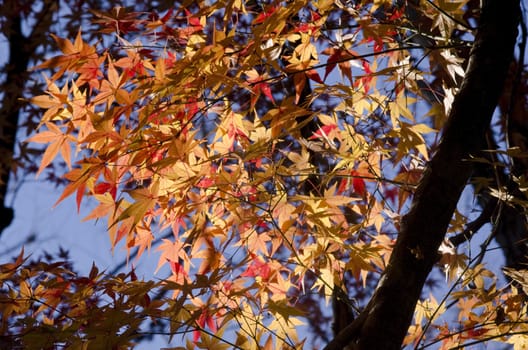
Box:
[194, 241, 223, 275]
[94, 182, 117, 199]
[292, 73, 307, 104]
[438, 239, 467, 282]
[155, 238, 190, 274]
[351, 171, 367, 197]
[194, 308, 218, 342]
[309, 124, 338, 140]
[241, 254, 272, 280]
[246, 69, 275, 107]
[305, 69, 324, 83]
[503, 268, 528, 295]
[253, 6, 277, 24]
[26, 122, 76, 176]
[115, 185, 158, 228]
[321, 47, 360, 81]
[91, 7, 142, 34]
[128, 224, 154, 260]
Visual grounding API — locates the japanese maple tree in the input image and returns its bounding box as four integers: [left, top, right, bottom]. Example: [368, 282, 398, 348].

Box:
[2, 0, 527, 349]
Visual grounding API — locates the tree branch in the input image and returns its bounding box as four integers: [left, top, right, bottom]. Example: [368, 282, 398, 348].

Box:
[324, 0, 520, 349]
[449, 197, 496, 247]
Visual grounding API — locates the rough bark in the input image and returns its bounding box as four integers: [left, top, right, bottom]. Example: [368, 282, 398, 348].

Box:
[324, 0, 520, 349]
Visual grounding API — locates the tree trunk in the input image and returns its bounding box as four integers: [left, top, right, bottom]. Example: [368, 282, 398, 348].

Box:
[325, 0, 520, 348]
[0, 6, 27, 233]
[0, 0, 57, 234]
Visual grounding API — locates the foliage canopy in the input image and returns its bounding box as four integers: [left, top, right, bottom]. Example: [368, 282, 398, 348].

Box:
[1, 0, 527, 349]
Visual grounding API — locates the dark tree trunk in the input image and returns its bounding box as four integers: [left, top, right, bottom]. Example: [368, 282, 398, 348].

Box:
[325, 0, 520, 348]
[494, 59, 528, 270]
[0, 6, 28, 233]
[0, 0, 57, 234]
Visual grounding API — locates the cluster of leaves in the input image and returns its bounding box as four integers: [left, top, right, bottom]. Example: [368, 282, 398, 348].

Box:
[3, 0, 528, 348]
[0, 249, 213, 349]
[2, 0, 176, 186]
